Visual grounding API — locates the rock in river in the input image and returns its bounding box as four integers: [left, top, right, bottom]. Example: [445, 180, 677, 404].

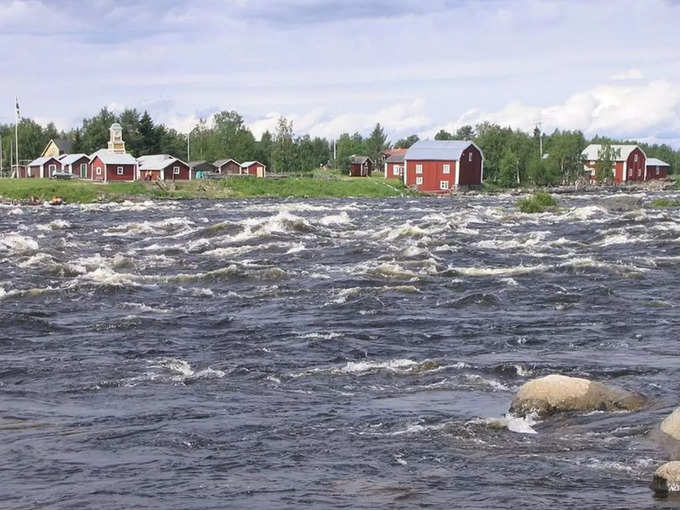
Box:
[650, 462, 680, 497]
[661, 408, 680, 441]
[509, 374, 645, 418]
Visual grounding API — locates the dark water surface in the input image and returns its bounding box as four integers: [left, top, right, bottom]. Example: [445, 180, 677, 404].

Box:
[1, 193, 680, 509]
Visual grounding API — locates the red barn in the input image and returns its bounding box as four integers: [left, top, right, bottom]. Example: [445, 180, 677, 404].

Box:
[137, 155, 191, 181]
[646, 158, 670, 180]
[384, 149, 407, 179]
[582, 144, 646, 183]
[89, 150, 138, 182]
[25, 156, 62, 178]
[58, 154, 91, 178]
[349, 156, 373, 177]
[240, 161, 267, 177]
[403, 140, 483, 192]
[214, 158, 241, 175]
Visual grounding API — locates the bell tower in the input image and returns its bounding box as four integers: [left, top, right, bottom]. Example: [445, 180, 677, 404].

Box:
[107, 122, 126, 153]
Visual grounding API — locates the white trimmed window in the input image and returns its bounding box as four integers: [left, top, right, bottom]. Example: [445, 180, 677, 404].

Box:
[415, 176, 423, 185]
[637, 168, 642, 177]
[443, 164, 450, 174]
[96, 167, 102, 175]
[468, 152, 473, 162]
[173, 166, 180, 175]
[440, 180, 449, 190]
[415, 164, 423, 174]
[634, 154, 638, 162]
[393, 165, 400, 175]
[117, 166, 124, 176]
[49, 164, 56, 173]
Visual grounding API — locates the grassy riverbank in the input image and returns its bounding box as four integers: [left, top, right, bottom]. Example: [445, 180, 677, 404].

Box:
[0, 176, 415, 203]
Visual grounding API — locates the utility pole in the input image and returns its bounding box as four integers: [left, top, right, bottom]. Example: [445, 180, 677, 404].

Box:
[186, 132, 190, 162]
[15, 97, 20, 179]
[0, 134, 3, 177]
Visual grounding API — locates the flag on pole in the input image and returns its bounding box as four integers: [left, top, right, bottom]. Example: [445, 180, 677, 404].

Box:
[15, 97, 20, 119]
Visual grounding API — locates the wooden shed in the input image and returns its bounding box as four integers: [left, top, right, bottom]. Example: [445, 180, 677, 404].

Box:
[25, 156, 63, 178]
[349, 156, 373, 177]
[646, 158, 670, 180]
[214, 158, 241, 175]
[189, 161, 217, 179]
[240, 161, 266, 177]
[90, 150, 138, 182]
[137, 155, 191, 181]
[58, 154, 91, 178]
[384, 149, 407, 179]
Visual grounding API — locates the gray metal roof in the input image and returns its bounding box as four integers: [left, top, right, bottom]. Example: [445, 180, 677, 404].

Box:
[27, 156, 57, 166]
[647, 157, 669, 167]
[350, 155, 371, 165]
[241, 161, 265, 167]
[214, 158, 240, 167]
[137, 154, 187, 171]
[581, 144, 641, 162]
[58, 153, 88, 165]
[90, 149, 137, 166]
[405, 140, 476, 161]
[385, 153, 405, 163]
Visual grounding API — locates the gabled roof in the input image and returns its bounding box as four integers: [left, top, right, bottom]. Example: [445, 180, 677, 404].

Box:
[350, 155, 372, 165]
[28, 156, 59, 167]
[405, 140, 477, 161]
[241, 160, 265, 167]
[647, 157, 670, 167]
[214, 158, 240, 167]
[58, 153, 89, 165]
[54, 138, 73, 153]
[581, 144, 643, 162]
[90, 149, 137, 165]
[386, 152, 405, 163]
[188, 160, 217, 169]
[137, 154, 187, 171]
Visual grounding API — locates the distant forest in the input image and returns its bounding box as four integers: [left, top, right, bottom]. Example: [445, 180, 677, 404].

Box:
[0, 107, 678, 186]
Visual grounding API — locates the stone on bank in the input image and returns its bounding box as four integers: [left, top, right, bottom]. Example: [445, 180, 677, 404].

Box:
[650, 462, 680, 497]
[509, 374, 645, 418]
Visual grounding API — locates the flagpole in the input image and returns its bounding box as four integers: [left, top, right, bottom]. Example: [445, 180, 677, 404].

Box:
[15, 97, 20, 179]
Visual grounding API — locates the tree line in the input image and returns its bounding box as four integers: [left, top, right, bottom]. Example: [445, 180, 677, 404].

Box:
[1, 107, 678, 185]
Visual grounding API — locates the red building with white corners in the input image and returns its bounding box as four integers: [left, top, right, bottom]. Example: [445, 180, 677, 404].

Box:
[582, 144, 647, 183]
[403, 140, 484, 192]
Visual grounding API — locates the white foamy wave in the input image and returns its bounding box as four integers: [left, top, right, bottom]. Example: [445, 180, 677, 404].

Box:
[565, 205, 608, 221]
[464, 374, 510, 391]
[319, 211, 351, 226]
[150, 358, 225, 382]
[231, 211, 313, 243]
[77, 267, 141, 287]
[469, 413, 539, 434]
[0, 234, 39, 255]
[36, 219, 71, 231]
[450, 264, 547, 277]
[291, 358, 440, 378]
[104, 217, 194, 237]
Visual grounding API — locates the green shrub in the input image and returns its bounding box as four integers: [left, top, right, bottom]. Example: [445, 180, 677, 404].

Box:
[516, 193, 557, 213]
[649, 198, 680, 208]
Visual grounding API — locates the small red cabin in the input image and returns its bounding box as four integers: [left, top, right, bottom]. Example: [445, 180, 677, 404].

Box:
[240, 161, 266, 177]
[403, 140, 483, 192]
[646, 158, 670, 180]
[350, 156, 373, 177]
[582, 144, 647, 183]
[89, 150, 137, 182]
[58, 154, 91, 178]
[384, 149, 407, 179]
[25, 156, 62, 178]
[214, 158, 241, 175]
[137, 155, 191, 181]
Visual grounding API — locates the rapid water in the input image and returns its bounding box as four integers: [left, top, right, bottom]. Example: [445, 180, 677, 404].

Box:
[1, 193, 679, 508]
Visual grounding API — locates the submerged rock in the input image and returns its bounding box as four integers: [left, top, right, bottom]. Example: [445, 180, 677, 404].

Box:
[509, 374, 645, 417]
[601, 195, 643, 212]
[650, 462, 680, 497]
[661, 408, 680, 441]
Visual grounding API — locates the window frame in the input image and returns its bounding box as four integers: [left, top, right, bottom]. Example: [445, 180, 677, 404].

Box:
[116, 166, 124, 176]
[415, 164, 423, 174]
[173, 166, 180, 175]
[96, 166, 102, 176]
[468, 152, 473, 162]
[443, 164, 450, 174]
[440, 180, 450, 190]
[415, 176, 423, 185]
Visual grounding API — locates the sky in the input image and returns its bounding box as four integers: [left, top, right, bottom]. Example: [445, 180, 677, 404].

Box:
[1, 0, 680, 146]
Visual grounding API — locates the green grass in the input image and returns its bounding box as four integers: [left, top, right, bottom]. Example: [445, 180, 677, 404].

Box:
[0, 176, 415, 203]
[516, 192, 557, 213]
[649, 198, 680, 208]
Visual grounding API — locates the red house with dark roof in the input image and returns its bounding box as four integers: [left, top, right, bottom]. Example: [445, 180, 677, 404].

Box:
[240, 161, 266, 177]
[349, 156, 373, 177]
[646, 158, 670, 180]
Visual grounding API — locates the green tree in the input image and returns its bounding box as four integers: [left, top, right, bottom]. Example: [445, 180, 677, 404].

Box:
[594, 143, 617, 184]
[139, 111, 161, 155]
[272, 116, 296, 173]
[364, 123, 390, 167]
[455, 125, 475, 140]
[499, 147, 519, 187]
[394, 134, 419, 148]
[78, 108, 117, 154]
[434, 129, 453, 140]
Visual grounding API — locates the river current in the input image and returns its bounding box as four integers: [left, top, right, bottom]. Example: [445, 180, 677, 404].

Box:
[1, 193, 679, 509]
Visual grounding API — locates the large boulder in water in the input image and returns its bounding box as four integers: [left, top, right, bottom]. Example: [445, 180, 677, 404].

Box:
[661, 408, 680, 441]
[509, 374, 645, 418]
[650, 462, 680, 497]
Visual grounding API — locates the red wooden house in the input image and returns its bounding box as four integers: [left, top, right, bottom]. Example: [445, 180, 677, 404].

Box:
[59, 154, 91, 178]
[582, 144, 646, 183]
[25, 156, 62, 178]
[403, 140, 483, 192]
[240, 161, 266, 177]
[646, 158, 670, 180]
[89, 149, 138, 182]
[214, 158, 241, 175]
[384, 149, 407, 179]
[350, 156, 373, 177]
[137, 155, 191, 181]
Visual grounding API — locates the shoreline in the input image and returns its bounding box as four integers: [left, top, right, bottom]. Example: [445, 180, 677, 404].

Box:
[0, 176, 676, 205]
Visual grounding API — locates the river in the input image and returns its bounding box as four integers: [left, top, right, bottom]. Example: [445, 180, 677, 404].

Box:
[1, 193, 678, 508]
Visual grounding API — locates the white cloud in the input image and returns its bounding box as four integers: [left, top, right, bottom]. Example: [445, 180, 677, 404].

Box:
[610, 68, 644, 81]
[433, 80, 680, 144]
